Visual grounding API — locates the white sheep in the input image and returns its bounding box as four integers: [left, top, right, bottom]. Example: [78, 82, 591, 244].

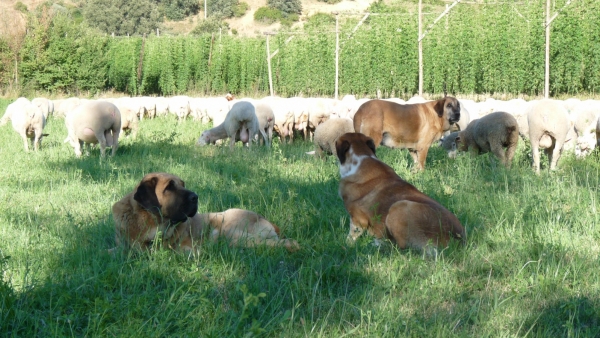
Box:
[254, 101, 274, 146]
[309, 117, 354, 159]
[31, 97, 54, 119]
[527, 99, 572, 173]
[196, 101, 265, 150]
[65, 101, 121, 158]
[1, 97, 31, 126]
[168, 96, 191, 121]
[566, 100, 598, 157]
[265, 96, 295, 143]
[11, 102, 47, 152]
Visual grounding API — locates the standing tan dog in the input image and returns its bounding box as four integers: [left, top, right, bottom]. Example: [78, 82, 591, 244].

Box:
[353, 97, 461, 170]
[336, 133, 465, 252]
[112, 173, 299, 253]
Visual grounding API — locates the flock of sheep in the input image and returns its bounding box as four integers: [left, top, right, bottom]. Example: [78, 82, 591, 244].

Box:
[1, 93, 599, 173]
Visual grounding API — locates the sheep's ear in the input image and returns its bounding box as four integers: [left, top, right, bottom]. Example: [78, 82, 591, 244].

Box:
[134, 177, 161, 211]
[433, 99, 446, 118]
[366, 138, 376, 156]
[336, 139, 351, 164]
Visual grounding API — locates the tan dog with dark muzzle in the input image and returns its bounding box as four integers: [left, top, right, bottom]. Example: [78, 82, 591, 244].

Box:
[111, 172, 299, 253]
[336, 133, 465, 253]
[353, 97, 461, 170]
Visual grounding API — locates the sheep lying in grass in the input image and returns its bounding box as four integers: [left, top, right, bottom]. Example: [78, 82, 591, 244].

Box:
[308, 117, 354, 159]
[527, 99, 571, 173]
[440, 111, 519, 168]
[11, 102, 48, 152]
[196, 101, 265, 150]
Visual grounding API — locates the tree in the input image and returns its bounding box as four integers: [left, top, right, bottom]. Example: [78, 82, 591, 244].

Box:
[267, 0, 302, 15]
[82, 0, 161, 36]
[156, 0, 200, 21]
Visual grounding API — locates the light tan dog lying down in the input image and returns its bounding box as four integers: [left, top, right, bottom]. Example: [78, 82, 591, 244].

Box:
[112, 172, 299, 253]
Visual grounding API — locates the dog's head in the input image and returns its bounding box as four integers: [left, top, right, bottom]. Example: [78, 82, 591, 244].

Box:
[434, 96, 461, 126]
[133, 173, 198, 224]
[335, 132, 377, 165]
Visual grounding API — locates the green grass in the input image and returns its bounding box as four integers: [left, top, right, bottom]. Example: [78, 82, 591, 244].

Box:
[1, 102, 599, 336]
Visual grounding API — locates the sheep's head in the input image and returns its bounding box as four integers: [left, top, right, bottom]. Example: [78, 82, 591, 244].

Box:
[196, 131, 212, 146]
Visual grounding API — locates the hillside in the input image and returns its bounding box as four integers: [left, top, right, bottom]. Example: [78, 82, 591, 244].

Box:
[168, 0, 378, 36]
[0, 0, 378, 38]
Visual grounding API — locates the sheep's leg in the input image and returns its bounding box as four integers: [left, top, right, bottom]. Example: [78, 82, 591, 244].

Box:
[21, 133, 29, 152]
[550, 134, 567, 170]
[74, 140, 83, 157]
[96, 131, 107, 158]
[531, 140, 541, 174]
[490, 143, 507, 167]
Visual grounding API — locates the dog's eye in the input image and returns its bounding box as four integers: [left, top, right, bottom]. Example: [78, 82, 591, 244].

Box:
[165, 180, 176, 192]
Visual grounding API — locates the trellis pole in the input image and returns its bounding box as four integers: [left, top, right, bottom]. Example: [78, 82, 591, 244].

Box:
[334, 12, 339, 100]
[265, 32, 274, 97]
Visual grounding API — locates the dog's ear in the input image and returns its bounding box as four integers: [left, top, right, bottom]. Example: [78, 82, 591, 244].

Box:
[433, 98, 446, 118]
[366, 138, 376, 156]
[336, 139, 351, 164]
[134, 176, 161, 211]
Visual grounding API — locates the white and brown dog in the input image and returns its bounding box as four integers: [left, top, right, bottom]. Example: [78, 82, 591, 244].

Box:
[112, 172, 299, 253]
[336, 133, 466, 252]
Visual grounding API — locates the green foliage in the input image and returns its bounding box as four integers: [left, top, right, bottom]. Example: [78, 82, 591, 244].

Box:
[14, 1, 28, 12]
[280, 13, 299, 26]
[82, 0, 162, 35]
[254, 6, 282, 24]
[157, 0, 200, 21]
[267, 0, 302, 15]
[20, 12, 109, 94]
[233, 2, 250, 18]
[11, 0, 600, 96]
[207, 0, 242, 19]
[305, 13, 336, 31]
[190, 18, 230, 35]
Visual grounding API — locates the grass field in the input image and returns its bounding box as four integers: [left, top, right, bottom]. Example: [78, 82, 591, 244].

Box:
[1, 98, 599, 337]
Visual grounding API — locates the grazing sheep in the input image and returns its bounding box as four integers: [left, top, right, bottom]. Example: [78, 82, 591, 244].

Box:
[168, 96, 191, 121]
[310, 117, 354, 159]
[305, 98, 334, 141]
[254, 101, 274, 146]
[196, 101, 264, 150]
[11, 102, 47, 152]
[31, 97, 54, 119]
[266, 96, 296, 144]
[527, 99, 571, 173]
[440, 112, 519, 168]
[569, 100, 600, 157]
[54, 97, 82, 118]
[65, 101, 121, 158]
[103, 98, 139, 138]
[1, 97, 30, 125]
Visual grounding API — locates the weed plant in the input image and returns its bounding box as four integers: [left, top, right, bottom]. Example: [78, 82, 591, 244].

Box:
[0, 107, 599, 336]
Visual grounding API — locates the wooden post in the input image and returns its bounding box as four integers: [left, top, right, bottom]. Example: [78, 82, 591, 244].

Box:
[204, 0, 207, 19]
[335, 13, 339, 100]
[265, 33, 274, 97]
[544, 0, 551, 98]
[418, 0, 423, 96]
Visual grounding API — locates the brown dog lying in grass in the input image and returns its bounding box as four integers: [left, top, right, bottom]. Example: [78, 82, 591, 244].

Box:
[111, 172, 299, 253]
